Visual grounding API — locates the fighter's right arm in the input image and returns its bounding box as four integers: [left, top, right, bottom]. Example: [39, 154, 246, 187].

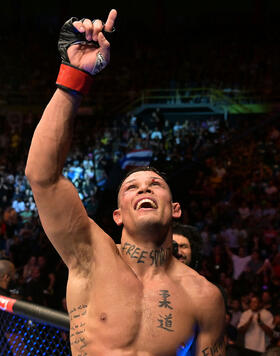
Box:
[25, 88, 93, 268]
[25, 11, 117, 269]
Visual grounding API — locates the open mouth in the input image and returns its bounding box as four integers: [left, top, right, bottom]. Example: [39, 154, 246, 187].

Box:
[135, 198, 158, 210]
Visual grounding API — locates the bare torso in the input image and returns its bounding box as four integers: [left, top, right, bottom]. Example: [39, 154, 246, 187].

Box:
[67, 243, 203, 356]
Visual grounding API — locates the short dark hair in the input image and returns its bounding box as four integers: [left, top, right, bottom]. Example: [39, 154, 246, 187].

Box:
[172, 222, 203, 271]
[117, 166, 170, 202]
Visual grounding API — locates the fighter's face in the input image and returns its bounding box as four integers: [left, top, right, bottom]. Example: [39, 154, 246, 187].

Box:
[114, 171, 181, 232]
[173, 234, 192, 265]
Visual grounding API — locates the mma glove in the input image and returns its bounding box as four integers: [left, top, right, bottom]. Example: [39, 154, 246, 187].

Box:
[56, 17, 113, 96]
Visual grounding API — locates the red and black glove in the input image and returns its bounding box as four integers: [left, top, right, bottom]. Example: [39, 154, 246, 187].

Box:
[56, 17, 114, 96]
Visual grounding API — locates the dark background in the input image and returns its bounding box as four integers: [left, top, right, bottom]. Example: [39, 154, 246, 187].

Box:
[2, 0, 280, 36]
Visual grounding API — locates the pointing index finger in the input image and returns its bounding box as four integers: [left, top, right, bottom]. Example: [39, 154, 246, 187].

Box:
[104, 9, 117, 32]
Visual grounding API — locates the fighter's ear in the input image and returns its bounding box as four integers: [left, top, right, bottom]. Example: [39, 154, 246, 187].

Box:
[113, 208, 123, 226]
[172, 202, 181, 219]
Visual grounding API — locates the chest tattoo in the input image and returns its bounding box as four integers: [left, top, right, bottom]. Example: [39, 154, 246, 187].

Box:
[157, 289, 175, 332]
[69, 304, 88, 354]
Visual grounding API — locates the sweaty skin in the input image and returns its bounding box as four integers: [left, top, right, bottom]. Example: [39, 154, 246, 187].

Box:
[25, 10, 226, 356]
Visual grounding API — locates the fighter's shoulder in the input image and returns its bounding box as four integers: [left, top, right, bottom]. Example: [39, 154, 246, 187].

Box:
[179, 265, 224, 306]
[181, 270, 226, 326]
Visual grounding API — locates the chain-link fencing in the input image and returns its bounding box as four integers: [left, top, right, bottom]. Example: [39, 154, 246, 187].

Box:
[0, 295, 70, 356]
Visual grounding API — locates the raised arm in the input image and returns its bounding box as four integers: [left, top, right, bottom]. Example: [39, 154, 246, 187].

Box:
[195, 283, 226, 356]
[25, 10, 117, 269]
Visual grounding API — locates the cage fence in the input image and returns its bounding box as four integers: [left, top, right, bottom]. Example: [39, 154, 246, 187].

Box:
[0, 295, 70, 356]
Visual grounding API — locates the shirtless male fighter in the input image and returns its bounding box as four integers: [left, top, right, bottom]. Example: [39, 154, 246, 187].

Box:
[25, 9, 226, 356]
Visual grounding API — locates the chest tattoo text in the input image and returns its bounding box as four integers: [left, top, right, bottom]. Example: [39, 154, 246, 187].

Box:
[69, 304, 88, 356]
[157, 290, 175, 332]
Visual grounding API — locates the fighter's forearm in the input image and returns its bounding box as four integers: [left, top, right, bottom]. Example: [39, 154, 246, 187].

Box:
[25, 89, 82, 185]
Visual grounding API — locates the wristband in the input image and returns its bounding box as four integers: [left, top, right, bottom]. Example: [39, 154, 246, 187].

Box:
[56, 62, 94, 96]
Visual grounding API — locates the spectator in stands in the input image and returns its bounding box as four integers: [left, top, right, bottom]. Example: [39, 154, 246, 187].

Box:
[0, 259, 15, 297]
[172, 222, 202, 271]
[262, 202, 277, 221]
[241, 249, 264, 285]
[237, 295, 274, 354]
[37, 255, 55, 299]
[271, 254, 280, 279]
[11, 197, 25, 213]
[225, 311, 239, 356]
[270, 313, 280, 348]
[225, 245, 252, 280]
[19, 203, 33, 224]
[0, 177, 10, 209]
[221, 222, 242, 252]
[268, 243, 279, 263]
[263, 347, 280, 356]
[264, 180, 278, 197]
[229, 298, 242, 328]
[129, 113, 138, 133]
[199, 256, 213, 281]
[150, 126, 163, 141]
[0, 259, 25, 355]
[22, 265, 45, 305]
[173, 121, 183, 135]
[208, 244, 232, 283]
[262, 291, 274, 315]
[22, 255, 38, 283]
[238, 200, 251, 220]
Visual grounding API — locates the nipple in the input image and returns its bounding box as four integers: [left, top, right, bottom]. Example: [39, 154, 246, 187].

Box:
[100, 312, 107, 321]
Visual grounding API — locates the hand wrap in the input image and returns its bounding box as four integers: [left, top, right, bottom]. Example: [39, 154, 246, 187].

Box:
[56, 17, 113, 96]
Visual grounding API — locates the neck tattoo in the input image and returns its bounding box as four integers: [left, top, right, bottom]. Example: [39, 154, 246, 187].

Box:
[121, 242, 172, 267]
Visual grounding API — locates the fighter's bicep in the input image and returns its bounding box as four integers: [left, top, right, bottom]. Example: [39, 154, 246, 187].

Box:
[194, 283, 226, 356]
[31, 176, 93, 266]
